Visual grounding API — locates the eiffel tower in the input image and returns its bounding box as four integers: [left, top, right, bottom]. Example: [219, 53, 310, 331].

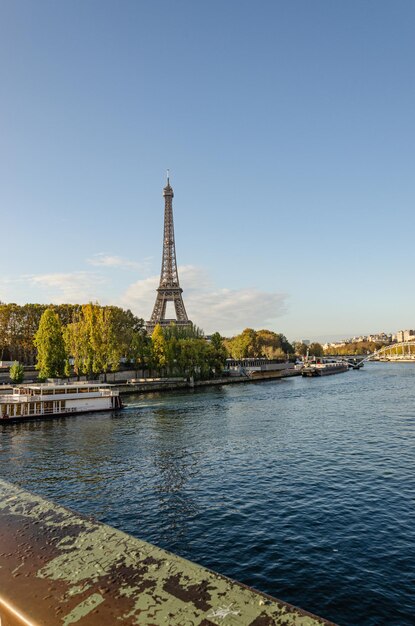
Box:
[146, 174, 192, 333]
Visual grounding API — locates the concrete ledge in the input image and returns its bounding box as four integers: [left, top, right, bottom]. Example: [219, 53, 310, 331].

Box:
[0, 479, 335, 625]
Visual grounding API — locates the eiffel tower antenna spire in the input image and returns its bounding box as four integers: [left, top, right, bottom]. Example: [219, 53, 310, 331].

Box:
[146, 175, 192, 333]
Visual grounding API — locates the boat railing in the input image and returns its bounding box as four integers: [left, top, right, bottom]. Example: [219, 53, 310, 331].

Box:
[2, 390, 120, 401]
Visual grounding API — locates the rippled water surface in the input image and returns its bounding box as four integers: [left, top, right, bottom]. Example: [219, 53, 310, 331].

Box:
[1, 363, 414, 625]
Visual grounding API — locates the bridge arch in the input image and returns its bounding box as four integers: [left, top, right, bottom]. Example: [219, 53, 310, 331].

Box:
[365, 341, 415, 362]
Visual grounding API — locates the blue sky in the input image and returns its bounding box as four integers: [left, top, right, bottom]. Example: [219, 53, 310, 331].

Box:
[0, 1, 414, 340]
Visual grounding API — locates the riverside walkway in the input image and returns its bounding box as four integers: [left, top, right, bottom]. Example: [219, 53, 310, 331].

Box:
[0, 479, 334, 626]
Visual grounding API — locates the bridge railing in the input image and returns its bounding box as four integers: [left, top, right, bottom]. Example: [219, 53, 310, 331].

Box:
[365, 341, 415, 361]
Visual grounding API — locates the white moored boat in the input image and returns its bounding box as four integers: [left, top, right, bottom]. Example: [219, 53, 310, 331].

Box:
[0, 381, 122, 423]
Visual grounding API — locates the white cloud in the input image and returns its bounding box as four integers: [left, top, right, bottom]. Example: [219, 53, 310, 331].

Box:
[87, 253, 151, 271]
[27, 272, 107, 304]
[121, 265, 287, 335]
[1, 264, 287, 335]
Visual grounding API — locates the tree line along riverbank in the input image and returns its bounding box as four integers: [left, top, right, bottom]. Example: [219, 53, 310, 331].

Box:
[1, 304, 317, 384]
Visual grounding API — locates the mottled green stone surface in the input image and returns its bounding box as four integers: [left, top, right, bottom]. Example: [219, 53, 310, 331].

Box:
[0, 479, 335, 625]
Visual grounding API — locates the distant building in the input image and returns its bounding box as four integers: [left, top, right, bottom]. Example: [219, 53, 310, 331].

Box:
[367, 333, 391, 343]
[301, 339, 310, 346]
[396, 329, 415, 342]
[327, 333, 392, 349]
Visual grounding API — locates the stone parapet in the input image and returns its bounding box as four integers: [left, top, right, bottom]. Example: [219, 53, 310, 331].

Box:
[0, 479, 335, 626]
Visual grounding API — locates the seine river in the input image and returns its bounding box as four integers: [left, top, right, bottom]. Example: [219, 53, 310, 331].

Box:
[1, 362, 414, 625]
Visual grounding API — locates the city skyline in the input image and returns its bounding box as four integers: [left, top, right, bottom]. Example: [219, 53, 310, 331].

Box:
[1, 1, 414, 340]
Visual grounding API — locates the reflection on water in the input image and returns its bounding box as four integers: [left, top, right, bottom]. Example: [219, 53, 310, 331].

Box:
[1, 364, 415, 626]
[151, 406, 201, 545]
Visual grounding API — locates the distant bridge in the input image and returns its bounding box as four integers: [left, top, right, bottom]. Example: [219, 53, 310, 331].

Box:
[326, 342, 415, 365]
[365, 341, 415, 362]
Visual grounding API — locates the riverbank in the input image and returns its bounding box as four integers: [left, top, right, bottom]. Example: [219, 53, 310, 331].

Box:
[0, 367, 300, 398]
[117, 367, 300, 395]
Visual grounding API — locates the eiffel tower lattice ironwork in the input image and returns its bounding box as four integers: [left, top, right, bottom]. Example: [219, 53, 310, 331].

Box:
[146, 175, 192, 333]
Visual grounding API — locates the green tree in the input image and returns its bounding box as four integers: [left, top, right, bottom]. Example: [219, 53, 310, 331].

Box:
[9, 361, 24, 384]
[308, 342, 324, 357]
[81, 304, 120, 379]
[0, 303, 12, 361]
[294, 342, 309, 356]
[107, 306, 144, 362]
[53, 303, 82, 326]
[256, 330, 293, 358]
[63, 317, 90, 378]
[5, 303, 26, 362]
[165, 335, 181, 375]
[162, 323, 204, 340]
[64, 359, 72, 379]
[34, 309, 66, 378]
[224, 328, 293, 360]
[0, 301, 144, 369]
[151, 324, 167, 372]
[208, 332, 228, 374]
[130, 331, 152, 376]
[177, 338, 200, 378]
[62, 303, 144, 378]
[224, 328, 259, 359]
